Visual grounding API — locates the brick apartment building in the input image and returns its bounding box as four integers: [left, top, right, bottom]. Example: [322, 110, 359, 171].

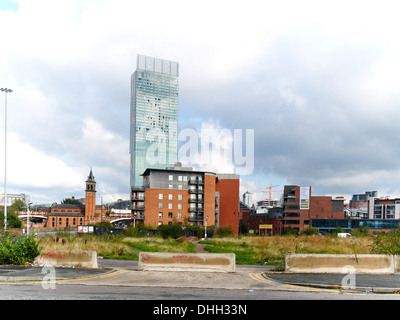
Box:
[283, 185, 345, 233]
[131, 163, 240, 234]
[48, 169, 107, 228]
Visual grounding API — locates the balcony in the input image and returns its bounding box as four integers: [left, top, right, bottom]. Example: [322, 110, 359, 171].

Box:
[132, 196, 145, 201]
[189, 178, 204, 185]
[189, 188, 203, 194]
[189, 207, 203, 213]
[131, 205, 145, 211]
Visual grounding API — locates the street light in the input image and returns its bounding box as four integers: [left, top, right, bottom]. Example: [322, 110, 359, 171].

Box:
[27, 202, 33, 236]
[0, 88, 12, 231]
[204, 216, 209, 239]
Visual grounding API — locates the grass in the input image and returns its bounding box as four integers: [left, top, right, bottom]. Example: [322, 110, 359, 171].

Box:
[39, 233, 374, 270]
[123, 237, 196, 253]
[199, 235, 374, 269]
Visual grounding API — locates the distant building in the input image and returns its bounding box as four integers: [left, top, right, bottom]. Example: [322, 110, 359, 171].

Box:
[131, 163, 240, 234]
[242, 191, 252, 207]
[350, 191, 377, 209]
[130, 54, 179, 188]
[48, 169, 108, 228]
[0, 193, 30, 207]
[283, 185, 345, 233]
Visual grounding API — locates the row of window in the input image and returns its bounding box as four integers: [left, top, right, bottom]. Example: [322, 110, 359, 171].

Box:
[51, 217, 83, 227]
[158, 203, 183, 209]
[158, 212, 183, 219]
[159, 193, 183, 200]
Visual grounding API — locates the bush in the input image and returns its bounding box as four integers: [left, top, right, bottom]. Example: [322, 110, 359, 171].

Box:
[372, 227, 400, 255]
[216, 226, 234, 237]
[158, 223, 183, 239]
[0, 233, 41, 265]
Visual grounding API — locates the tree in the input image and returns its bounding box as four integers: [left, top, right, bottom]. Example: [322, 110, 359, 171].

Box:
[61, 198, 82, 205]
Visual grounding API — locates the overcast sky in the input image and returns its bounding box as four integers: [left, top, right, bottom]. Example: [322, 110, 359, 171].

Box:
[1, 0, 400, 206]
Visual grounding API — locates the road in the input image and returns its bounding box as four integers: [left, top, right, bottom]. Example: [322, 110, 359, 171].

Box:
[0, 259, 399, 309]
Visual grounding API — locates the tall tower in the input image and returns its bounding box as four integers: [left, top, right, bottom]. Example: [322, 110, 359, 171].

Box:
[85, 168, 96, 224]
[130, 54, 179, 188]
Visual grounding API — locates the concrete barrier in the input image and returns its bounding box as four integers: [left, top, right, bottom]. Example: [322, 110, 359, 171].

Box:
[138, 252, 236, 273]
[35, 250, 98, 269]
[285, 254, 395, 274]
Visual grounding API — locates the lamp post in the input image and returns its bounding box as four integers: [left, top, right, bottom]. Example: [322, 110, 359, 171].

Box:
[204, 215, 208, 239]
[0, 88, 12, 232]
[27, 202, 33, 236]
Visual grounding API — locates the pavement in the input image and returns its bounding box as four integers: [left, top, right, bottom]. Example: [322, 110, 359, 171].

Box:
[2, 260, 400, 294]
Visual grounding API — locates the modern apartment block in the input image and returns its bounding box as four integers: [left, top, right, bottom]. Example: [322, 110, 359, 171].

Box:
[130, 54, 179, 188]
[131, 163, 240, 234]
[368, 197, 400, 220]
[283, 185, 345, 232]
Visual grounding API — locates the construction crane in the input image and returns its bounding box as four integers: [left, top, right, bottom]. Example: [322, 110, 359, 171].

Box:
[262, 184, 283, 200]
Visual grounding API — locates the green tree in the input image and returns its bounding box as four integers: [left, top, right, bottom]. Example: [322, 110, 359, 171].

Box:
[61, 198, 82, 205]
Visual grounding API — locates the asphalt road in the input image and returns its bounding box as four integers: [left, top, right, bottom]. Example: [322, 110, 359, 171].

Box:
[0, 259, 400, 303]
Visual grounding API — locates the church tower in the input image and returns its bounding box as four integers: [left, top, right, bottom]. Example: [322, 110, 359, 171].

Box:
[85, 168, 96, 224]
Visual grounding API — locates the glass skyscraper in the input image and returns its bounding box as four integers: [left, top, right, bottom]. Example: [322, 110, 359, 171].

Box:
[130, 55, 179, 188]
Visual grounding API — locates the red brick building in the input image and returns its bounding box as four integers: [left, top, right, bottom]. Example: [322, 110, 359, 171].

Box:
[131, 163, 240, 234]
[283, 185, 344, 233]
[48, 169, 107, 228]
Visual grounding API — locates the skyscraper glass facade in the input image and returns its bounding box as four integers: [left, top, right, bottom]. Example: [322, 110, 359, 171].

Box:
[130, 55, 179, 188]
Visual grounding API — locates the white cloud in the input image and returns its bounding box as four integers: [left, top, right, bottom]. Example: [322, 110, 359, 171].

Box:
[2, 0, 400, 203]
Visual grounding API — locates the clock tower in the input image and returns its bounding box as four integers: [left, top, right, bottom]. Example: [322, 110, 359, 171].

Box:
[85, 168, 96, 224]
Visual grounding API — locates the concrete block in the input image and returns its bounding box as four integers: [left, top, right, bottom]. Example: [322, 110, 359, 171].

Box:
[35, 250, 98, 269]
[138, 252, 236, 273]
[286, 254, 395, 274]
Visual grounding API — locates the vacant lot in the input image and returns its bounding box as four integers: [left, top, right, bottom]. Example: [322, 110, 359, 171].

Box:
[199, 235, 373, 268]
[40, 234, 374, 269]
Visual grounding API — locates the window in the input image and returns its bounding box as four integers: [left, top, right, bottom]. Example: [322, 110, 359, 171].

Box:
[168, 203, 173, 209]
[168, 212, 173, 218]
[73, 218, 76, 225]
[178, 194, 182, 200]
[168, 194, 173, 200]
[59, 218, 62, 225]
[169, 185, 173, 189]
[178, 185, 182, 190]
[169, 175, 173, 181]
[159, 203, 163, 209]
[158, 212, 163, 218]
[159, 193, 163, 199]
[178, 176, 182, 181]
[183, 176, 187, 181]
[158, 222, 163, 226]
[178, 212, 182, 219]
[178, 203, 182, 209]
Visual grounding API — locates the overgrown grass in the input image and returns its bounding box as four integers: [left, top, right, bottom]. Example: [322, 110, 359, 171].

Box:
[199, 235, 373, 270]
[40, 234, 138, 260]
[39, 233, 374, 270]
[123, 237, 196, 253]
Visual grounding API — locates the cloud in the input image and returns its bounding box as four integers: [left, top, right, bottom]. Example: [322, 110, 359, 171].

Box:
[1, 0, 400, 204]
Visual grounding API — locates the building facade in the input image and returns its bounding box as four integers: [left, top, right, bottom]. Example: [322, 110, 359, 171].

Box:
[130, 54, 179, 188]
[48, 169, 107, 228]
[282, 185, 345, 233]
[131, 163, 240, 234]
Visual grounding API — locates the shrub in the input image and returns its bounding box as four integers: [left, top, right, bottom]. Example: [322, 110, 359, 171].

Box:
[0, 233, 41, 265]
[216, 226, 234, 237]
[372, 227, 400, 255]
[158, 223, 183, 239]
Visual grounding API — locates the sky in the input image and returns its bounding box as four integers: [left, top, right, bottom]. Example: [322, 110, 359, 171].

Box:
[1, 0, 400, 206]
